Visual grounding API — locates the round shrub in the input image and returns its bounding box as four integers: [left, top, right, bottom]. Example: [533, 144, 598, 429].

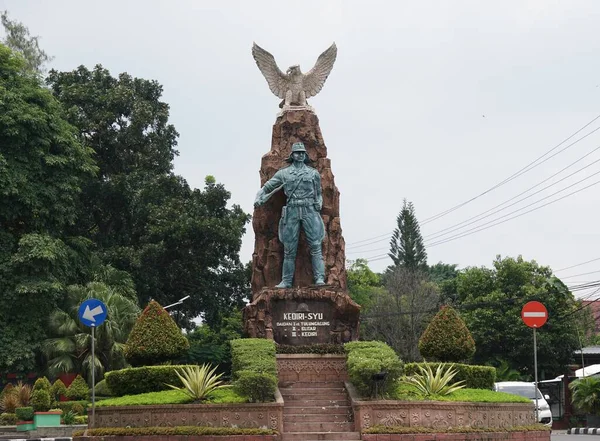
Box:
[66, 375, 89, 400]
[418, 306, 475, 362]
[30, 389, 51, 412]
[0, 412, 17, 425]
[50, 379, 67, 401]
[233, 371, 277, 402]
[124, 300, 189, 366]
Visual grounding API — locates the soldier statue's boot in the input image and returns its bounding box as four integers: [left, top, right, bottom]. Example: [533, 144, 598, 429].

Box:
[276, 255, 295, 288]
[311, 245, 326, 286]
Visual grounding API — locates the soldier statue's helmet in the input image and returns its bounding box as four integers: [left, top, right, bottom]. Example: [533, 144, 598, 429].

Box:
[286, 142, 312, 164]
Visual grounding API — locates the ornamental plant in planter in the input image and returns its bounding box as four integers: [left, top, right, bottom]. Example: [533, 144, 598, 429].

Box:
[15, 407, 34, 432]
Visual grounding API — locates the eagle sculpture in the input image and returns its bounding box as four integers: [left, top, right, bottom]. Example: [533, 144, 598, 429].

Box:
[252, 42, 337, 109]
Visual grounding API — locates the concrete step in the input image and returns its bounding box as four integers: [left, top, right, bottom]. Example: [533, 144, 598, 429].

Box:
[281, 387, 347, 395]
[282, 432, 361, 441]
[283, 401, 352, 415]
[283, 399, 349, 407]
[284, 413, 352, 423]
[284, 422, 355, 432]
[282, 392, 349, 401]
[281, 382, 345, 389]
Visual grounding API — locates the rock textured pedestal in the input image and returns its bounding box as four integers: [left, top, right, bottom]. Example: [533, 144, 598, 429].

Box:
[244, 109, 360, 344]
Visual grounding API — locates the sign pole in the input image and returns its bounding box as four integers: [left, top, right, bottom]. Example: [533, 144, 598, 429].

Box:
[91, 325, 95, 429]
[533, 326, 539, 424]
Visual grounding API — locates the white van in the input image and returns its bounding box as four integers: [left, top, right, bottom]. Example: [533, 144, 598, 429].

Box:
[493, 381, 552, 428]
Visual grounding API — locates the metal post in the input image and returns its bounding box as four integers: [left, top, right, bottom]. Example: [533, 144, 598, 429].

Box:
[533, 327, 539, 424]
[91, 325, 95, 429]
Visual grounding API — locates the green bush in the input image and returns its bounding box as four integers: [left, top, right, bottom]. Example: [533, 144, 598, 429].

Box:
[105, 365, 196, 396]
[0, 412, 17, 425]
[33, 377, 52, 393]
[30, 389, 51, 412]
[344, 340, 403, 397]
[125, 300, 190, 366]
[15, 407, 34, 421]
[73, 415, 87, 424]
[55, 400, 89, 415]
[418, 306, 475, 362]
[233, 370, 277, 402]
[66, 375, 89, 400]
[50, 379, 67, 401]
[94, 379, 112, 397]
[276, 343, 345, 354]
[404, 362, 496, 390]
[230, 338, 277, 378]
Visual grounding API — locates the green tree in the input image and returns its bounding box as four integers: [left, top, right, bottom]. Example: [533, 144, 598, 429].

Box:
[1, 11, 53, 75]
[347, 258, 383, 308]
[125, 300, 190, 366]
[41, 273, 140, 384]
[362, 267, 439, 362]
[418, 305, 475, 362]
[428, 262, 458, 285]
[446, 256, 579, 378]
[183, 310, 243, 376]
[47, 66, 250, 327]
[388, 199, 427, 271]
[0, 44, 96, 372]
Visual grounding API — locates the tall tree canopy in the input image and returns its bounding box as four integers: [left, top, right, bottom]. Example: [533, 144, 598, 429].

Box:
[0, 43, 96, 371]
[388, 199, 427, 271]
[46, 65, 250, 327]
[1, 11, 53, 75]
[444, 255, 580, 378]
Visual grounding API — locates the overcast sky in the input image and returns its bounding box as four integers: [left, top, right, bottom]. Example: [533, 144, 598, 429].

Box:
[3, 0, 600, 298]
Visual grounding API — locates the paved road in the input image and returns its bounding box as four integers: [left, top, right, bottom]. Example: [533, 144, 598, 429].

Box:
[553, 430, 594, 441]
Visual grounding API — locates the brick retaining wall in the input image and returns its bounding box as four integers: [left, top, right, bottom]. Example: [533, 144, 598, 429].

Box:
[276, 354, 347, 383]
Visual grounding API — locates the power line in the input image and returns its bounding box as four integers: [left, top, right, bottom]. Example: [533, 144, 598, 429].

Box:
[426, 177, 600, 248]
[357, 171, 600, 258]
[345, 114, 600, 248]
[557, 257, 600, 272]
[421, 118, 600, 225]
[424, 146, 600, 241]
[560, 270, 600, 280]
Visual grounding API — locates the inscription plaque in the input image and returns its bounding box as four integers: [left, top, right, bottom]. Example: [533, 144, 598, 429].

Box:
[272, 300, 332, 345]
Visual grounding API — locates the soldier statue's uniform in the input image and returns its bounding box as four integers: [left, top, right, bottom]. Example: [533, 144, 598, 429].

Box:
[254, 142, 326, 288]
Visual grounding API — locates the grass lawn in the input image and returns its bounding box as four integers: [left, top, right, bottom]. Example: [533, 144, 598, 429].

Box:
[389, 383, 531, 403]
[96, 385, 247, 407]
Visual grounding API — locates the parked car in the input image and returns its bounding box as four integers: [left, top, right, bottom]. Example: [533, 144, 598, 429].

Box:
[493, 381, 552, 428]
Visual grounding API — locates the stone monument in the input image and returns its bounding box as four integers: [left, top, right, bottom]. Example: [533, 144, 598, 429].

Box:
[244, 43, 360, 345]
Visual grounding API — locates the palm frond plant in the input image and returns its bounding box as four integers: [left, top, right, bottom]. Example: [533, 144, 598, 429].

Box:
[399, 363, 465, 397]
[166, 364, 226, 402]
[569, 376, 600, 415]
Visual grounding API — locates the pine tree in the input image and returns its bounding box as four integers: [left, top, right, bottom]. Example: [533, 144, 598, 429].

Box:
[388, 199, 427, 270]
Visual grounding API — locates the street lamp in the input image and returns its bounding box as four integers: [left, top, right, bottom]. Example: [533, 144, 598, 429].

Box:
[164, 295, 190, 310]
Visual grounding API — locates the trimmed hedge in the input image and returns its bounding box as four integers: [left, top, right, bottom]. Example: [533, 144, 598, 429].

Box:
[344, 340, 403, 397]
[73, 426, 277, 437]
[67, 375, 89, 400]
[105, 365, 194, 396]
[276, 343, 345, 354]
[404, 362, 496, 390]
[94, 379, 112, 397]
[230, 339, 277, 402]
[230, 339, 277, 377]
[0, 412, 17, 425]
[55, 400, 89, 415]
[15, 407, 33, 422]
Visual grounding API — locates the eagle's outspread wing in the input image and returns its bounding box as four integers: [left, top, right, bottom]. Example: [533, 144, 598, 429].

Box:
[302, 43, 337, 99]
[252, 43, 289, 99]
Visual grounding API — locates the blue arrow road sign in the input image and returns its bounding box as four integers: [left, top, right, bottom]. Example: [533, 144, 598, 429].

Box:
[78, 298, 108, 327]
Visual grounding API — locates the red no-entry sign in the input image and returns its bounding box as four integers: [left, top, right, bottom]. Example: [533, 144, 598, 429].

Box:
[521, 301, 548, 328]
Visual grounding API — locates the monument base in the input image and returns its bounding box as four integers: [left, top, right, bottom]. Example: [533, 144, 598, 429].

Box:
[243, 287, 360, 345]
